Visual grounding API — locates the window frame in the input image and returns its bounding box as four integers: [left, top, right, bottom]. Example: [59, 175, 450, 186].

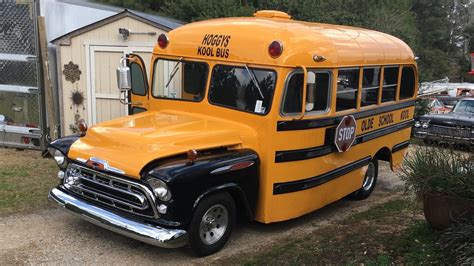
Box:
[380, 65, 399, 103]
[280, 69, 332, 117]
[129, 62, 148, 97]
[150, 57, 210, 103]
[207, 63, 278, 116]
[360, 66, 381, 108]
[336, 67, 360, 113]
[398, 65, 416, 100]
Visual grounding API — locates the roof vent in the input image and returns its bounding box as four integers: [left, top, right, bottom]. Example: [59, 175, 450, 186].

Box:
[254, 10, 291, 19]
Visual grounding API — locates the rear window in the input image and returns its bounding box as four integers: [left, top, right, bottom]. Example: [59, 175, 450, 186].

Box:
[209, 65, 276, 115]
[399, 66, 416, 100]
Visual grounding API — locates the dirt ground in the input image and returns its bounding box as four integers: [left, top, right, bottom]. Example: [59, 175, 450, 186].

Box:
[0, 160, 405, 265]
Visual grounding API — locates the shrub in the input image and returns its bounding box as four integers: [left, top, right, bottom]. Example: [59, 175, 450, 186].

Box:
[399, 146, 474, 199]
[437, 218, 474, 264]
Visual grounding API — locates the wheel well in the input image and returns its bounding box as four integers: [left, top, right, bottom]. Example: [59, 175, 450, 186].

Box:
[374, 147, 391, 162]
[195, 186, 253, 221]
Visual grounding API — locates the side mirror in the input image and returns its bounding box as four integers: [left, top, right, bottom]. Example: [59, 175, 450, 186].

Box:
[116, 57, 131, 91]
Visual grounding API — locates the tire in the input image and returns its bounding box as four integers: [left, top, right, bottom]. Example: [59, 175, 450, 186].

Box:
[350, 159, 378, 200]
[188, 192, 236, 257]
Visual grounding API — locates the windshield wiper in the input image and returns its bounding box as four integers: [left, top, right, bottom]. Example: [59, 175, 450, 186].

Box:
[165, 57, 184, 89]
[244, 64, 264, 99]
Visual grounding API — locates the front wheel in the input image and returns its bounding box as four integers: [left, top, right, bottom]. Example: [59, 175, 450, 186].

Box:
[350, 159, 378, 200]
[188, 192, 235, 256]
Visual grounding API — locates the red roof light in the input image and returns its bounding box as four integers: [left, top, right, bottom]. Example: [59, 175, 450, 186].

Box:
[268, 40, 283, 58]
[158, 34, 169, 49]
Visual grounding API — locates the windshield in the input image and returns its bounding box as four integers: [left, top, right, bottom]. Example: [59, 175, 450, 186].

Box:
[453, 99, 474, 114]
[208, 65, 276, 115]
[152, 58, 208, 101]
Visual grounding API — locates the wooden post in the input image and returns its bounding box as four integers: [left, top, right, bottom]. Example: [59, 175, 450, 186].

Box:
[38, 16, 58, 140]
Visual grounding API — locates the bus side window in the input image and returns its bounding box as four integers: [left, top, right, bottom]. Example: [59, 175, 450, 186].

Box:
[282, 71, 331, 115]
[336, 68, 359, 112]
[361, 67, 380, 107]
[305, 71, 330, 113]
[282, 73, 303, 114]
[399, 66, 415, 100]
[381, 66, 399, 102]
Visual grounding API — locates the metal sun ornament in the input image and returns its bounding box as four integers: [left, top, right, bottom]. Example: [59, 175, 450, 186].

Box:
[63, 61, 82, 83]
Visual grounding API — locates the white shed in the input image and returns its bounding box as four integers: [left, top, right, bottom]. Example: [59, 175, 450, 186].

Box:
[52, 9, 182, 136]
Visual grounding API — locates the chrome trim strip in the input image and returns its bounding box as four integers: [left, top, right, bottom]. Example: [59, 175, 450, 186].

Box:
[49, 188, 188, 248]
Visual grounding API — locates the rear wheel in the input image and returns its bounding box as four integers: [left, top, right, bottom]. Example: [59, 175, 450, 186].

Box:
[188, 192, 235, 256]
[350, 159, 378, 200]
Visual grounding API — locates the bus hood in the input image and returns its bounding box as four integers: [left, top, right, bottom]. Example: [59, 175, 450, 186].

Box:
[67, 111, 247, 179]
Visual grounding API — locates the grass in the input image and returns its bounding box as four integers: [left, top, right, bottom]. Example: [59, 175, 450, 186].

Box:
[0, 148, 58, 215]
[228, 199, 448, 265]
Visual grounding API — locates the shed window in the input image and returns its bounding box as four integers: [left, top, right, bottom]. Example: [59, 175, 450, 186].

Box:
[399, 66, 415, 100]
[381, 66, 398, 102]
[336, 69, 359, 111]
[361, 67, 380, 107]
[281, 71, 331, 115]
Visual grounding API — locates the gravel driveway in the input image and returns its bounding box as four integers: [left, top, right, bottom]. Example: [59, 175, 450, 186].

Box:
[0, 162, 404, 265]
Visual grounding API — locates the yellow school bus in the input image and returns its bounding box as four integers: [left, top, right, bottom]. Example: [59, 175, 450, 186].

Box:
[48, 10, 417, 256]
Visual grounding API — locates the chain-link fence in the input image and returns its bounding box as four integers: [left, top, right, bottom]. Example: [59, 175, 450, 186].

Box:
[0, 0, 43, 149]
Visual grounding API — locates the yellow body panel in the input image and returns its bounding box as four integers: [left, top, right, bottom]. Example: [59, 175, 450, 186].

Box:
[68, 11, 418, 224]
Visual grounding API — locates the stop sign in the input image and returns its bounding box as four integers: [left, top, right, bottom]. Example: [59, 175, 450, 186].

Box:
[334, 115, 357, 152]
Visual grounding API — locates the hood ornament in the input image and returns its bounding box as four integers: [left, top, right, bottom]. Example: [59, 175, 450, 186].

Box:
[84, 157, 125, 175]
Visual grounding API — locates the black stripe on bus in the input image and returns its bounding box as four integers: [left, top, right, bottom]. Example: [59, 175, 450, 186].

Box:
[392, 140, 410, 153]
[276, 100, 415, 131]
[273, 156, 372, 195]
[275, 119, 413, 163]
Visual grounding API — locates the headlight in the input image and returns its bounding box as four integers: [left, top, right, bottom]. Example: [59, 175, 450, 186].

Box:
[48, 148, 68, 169]
[414, 121, 421, 128]
[148, 179, 172, 201]
[422, 122, 429, 129]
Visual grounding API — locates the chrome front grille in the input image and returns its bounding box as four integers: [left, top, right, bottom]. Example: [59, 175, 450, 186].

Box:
[64, 164, 158, 219]
[429, 125, 472, 139]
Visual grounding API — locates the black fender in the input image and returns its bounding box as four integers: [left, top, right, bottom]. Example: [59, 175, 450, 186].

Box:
[48, 135, 80, 156]
[192, 182, 254, 219]
[145, 148, 259, 227]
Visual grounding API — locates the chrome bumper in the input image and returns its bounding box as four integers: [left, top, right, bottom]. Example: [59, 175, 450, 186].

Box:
[48, 187, 188, 248]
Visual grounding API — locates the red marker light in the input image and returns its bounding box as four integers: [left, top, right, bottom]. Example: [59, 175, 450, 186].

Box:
[187, 149, 198, 163]
[158, 34, 169, 49]
[268, 40, 283, 58]
[78, 120, 88, 136]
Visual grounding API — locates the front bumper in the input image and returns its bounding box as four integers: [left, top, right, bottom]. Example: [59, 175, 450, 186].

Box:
[48, 187, 188, 248]
[413, 129, 473, 146]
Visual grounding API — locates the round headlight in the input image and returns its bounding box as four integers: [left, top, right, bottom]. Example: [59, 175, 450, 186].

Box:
[148, 179, 171, 202]
[48, 148, 68, 169]
[422, 122, 429, 129]
[414, 121, 421, 128]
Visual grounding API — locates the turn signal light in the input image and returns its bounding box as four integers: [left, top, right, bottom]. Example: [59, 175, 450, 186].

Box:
[158, 33, 169, 49]
[268, 40, 283, 58]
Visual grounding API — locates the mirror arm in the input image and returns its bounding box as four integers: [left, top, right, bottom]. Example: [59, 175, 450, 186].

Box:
[119, 91, 142, 106]
[296, 65, 308, 120]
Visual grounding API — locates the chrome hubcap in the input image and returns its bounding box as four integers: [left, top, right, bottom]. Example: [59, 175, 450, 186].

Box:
[362, 162, 376, 191]
[199, 204, 228, 245]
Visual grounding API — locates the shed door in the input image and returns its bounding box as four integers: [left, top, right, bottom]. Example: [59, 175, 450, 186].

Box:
[88, 45, 153, 125]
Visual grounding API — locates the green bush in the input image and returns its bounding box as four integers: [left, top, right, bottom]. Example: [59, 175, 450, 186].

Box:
[399, 147, 474, 199]
[414, 98, 431, 118]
